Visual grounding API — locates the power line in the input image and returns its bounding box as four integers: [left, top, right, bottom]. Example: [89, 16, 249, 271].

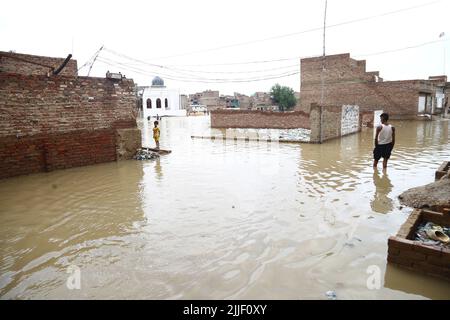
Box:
[97, 36, 448, 83]
[99, 51, 300, 80]
[134, 0, 442, 61]
[87, 45, 104, 76]
[164, 57, 301, 67]
[153, 64, 301, 74]
[354, 38, 449, 58]
[77, 45, 104, 72]
[100, 51, 299, 75]
[96, 57, 300, 83]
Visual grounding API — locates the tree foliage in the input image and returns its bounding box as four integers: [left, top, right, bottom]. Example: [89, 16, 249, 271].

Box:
[270, 84, 297, 112]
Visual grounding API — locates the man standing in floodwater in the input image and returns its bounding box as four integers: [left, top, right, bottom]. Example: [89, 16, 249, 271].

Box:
[373, 113, 395, 169]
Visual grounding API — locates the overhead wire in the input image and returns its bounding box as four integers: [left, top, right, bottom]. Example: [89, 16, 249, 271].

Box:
[81, 1, 445, 85]
[96, 57, 300, 83]
[127, 0, 442, 61]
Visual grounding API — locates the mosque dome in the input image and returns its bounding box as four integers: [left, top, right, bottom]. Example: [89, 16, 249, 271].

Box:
[151, 76, 165, 87]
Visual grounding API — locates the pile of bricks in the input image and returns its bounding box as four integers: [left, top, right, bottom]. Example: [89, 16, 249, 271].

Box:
[387, 209, 450, 281]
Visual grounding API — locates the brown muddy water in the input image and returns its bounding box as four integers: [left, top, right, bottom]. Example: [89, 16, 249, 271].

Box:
[1, 117, 449, 299]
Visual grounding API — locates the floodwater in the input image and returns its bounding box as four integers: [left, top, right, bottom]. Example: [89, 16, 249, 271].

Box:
[1, 116, 449, 300]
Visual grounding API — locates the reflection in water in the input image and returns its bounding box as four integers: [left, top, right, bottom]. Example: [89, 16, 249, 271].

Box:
[371, 170, 394, 214]
[0, 161, 145, 298]
[0, 117, 449, 299]
[384, 263, 450, 300]
[154, 158, 163, 180]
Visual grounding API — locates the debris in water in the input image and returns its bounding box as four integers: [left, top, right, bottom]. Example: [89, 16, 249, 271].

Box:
[325, 290, 337, 300]
[415, 222, 450, 248]
[344, 242, 355, 248]
[133, 148, 160, 161]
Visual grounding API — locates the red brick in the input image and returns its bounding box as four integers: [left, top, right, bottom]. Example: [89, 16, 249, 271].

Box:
[398, 250, 427, 262]
[0, 63, 137, 179]
[298, 53, 444, 119]
[211, 109, 310, 129]
[387, 255, 413, 267]
[387, 236, 415, 250]
[426, 255, 450, 268]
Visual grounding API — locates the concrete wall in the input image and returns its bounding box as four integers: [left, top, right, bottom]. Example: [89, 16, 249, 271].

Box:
[210, 109, 310, 129]
[309, 104, 360, 143]
[0, 72, 139, 179]
[0, 51, 78, 77]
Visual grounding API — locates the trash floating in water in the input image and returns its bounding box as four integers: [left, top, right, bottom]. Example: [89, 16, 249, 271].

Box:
[325, 290, 337, 300]
[415, 222, 450, 248]
[134, 148, 160, 161]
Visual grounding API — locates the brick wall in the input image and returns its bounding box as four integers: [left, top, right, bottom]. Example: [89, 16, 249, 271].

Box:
[210, 109, 310, 129]
[0, 72, 138, 179]
[387, 209, 450, 281]
[0, 51, 78, 77]
[210, 106, 361, 143]
[299, 53, 436, 119]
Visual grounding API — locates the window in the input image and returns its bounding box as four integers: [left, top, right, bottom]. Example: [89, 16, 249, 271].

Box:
[146, 98, 152, 109]
[156, 98, 162, 108]
[165, 98, 168, 109]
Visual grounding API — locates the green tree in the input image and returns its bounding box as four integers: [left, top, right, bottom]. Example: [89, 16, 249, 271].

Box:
[270, 84, 297, 112]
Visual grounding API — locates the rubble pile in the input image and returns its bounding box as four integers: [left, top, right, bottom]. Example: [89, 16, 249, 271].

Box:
[415, 221, 450, 249]
[278, 128, 311, 142]
[133, 148, 160, 160]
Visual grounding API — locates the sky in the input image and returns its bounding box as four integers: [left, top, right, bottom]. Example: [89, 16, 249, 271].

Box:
[1, 0, 449, 96]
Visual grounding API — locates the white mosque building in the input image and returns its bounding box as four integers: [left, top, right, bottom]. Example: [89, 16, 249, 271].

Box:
[142, 76, 186, 118]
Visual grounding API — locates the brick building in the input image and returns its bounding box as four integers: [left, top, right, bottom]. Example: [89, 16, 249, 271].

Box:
[234, 92, 251, 109]
[250, 91, 277, 111]
[0, 51, 140, 179]
[189, 90, 221, 110]
[0, 51, 78, 77]
[299, 53, 449, 119]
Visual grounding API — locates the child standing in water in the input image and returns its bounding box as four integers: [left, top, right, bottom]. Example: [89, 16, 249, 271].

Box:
[153, 121, 160, 150]
[373, 113, 395, 169]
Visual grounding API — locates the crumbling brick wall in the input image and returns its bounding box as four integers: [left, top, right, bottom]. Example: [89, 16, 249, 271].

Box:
[0, 51, 78, 77]
[210, 109, 310, 129]
[387, 209, 450, 281]
[0, 73, 138, 179]
[299, 53, 435, 119]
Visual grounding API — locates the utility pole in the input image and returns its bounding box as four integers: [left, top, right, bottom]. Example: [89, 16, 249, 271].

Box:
[439, 32, 446, 75]
[320, 0, 328, 143]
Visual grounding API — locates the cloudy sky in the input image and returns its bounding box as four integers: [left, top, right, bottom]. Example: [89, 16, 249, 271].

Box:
[1, 0, 448, 95]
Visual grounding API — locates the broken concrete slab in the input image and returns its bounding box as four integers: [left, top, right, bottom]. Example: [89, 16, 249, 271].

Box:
[398, 172, 450, 211]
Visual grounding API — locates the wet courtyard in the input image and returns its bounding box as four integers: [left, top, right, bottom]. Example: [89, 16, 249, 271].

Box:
[0, 116, 449, 299]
